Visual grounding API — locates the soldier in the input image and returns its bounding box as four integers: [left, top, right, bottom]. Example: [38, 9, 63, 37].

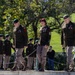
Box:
[37, 18, 51, 71]
[0, 34, 4, 69]
[26, 38, 34, 70]
[61, 14, 75, 71]
[3, 34, 12, 70]
[12, 19, 28, 71]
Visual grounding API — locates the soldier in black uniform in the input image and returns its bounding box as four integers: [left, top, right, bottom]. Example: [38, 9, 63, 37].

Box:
[61, 15, 75, 71]
[26, 38, 34, 70]
[3, 34, 12, 70]
[37, 18, 51, 71]
[12, 19, 28, 71]
[0, 34, 4, 69]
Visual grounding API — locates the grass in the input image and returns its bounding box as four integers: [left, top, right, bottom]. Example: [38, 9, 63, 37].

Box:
[50, 31, 62, 52]
[71, 13, 75, 22]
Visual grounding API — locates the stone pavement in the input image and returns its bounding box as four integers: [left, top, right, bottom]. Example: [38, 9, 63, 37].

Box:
[0, 70, 75, 75]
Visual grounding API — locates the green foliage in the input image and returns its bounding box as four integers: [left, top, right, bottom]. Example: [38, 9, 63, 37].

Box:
[0, 0, 75, 42]
[71, 13, 75, 22]
[27, 25, 35, 39]
[54, 52, 66, 70]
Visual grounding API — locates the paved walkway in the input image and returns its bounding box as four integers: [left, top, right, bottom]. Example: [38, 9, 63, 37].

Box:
[0, 70, 75, 75]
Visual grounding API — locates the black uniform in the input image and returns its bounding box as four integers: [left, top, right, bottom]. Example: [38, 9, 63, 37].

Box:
[3, 39, 12, 56]
[13, 25, 28, 48]
[61, 21, 75, 71]
[26, 43, 35, 69]
[0, 39, 4, 69]
[0, 40, 4, 54]
[61, 21, 75, 46]
[40, 25, 51, 46]
[26, 43, 34, 57]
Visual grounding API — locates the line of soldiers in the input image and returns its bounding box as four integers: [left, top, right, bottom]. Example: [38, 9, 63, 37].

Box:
[0, 18, 51, 71]
[0, 34, 13, 70]
[12, 15, 75, 72]
[0, 34, 37, 70]
[0, 14, 75, 72]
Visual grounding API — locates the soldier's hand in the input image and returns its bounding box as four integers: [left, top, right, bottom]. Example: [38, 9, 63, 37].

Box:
[12, 45, 15, 48]
[62, 45, 65, 49]
[26, 56, 28, 58]
[44, 45, 49, 49]
[24, 46, 28, 49]
[3, 54, 5, 56]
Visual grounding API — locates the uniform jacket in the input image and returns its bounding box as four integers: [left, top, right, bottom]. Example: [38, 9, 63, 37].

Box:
[3, 39, 12, 56]
[0, 40, 4, 54]
[13, 25, 28, 48]
[61, 21, 75, 46]
[40, 25, 51, 46]
[26, 43, 34, 57]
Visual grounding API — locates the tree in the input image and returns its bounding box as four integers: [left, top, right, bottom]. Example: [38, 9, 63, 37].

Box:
[0, 0, 75, 39]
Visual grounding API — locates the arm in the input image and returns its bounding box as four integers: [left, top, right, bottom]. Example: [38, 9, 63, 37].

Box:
[22, 27, 28, 46]
[26, 48, 29, 56]
[45, 27, 51, 46]
[11, 43, 15, 52]
[3, 41, 5, 54]
[73, 24, 75, 45]
[61, 29, 66, 49]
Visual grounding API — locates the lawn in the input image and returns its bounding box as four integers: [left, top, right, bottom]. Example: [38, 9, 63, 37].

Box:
[50, 31, 62, 52]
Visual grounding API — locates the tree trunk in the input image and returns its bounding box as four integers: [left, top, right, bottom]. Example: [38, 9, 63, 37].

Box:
[32, 19, 39, 41]
[32, 22, 37, 40]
